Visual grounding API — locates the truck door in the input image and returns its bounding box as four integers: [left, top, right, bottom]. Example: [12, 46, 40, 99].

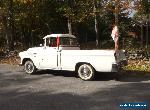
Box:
[39, 47, 58, 69]
[39, 37, 58, 69]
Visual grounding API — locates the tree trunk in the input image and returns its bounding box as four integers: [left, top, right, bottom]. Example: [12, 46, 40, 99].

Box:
[146, 15, 149, 48]
[68, 19, 72, 34]
[3, 16, 9, 49]
[94, 0, 99, 47]
[95, 14, 99, 47]
[8, 0, 14, 50]
[141, 22, 143, 47]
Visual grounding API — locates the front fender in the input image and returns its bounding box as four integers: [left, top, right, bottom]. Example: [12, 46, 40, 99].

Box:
[19, 51, 36, 66]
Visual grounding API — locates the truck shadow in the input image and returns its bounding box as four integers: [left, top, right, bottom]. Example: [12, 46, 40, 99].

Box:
[119, 70, 150, 82]
[34, 70, 118, 81]
[32, 70, 150, 82]
[34, 70, 77, 78]
[94, 72, 116, 81]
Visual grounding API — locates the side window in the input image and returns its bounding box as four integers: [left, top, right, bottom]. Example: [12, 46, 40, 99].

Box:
[46, 38, 57, 47]
[60, 37, 69, 45]
[60, 37, 78, 46]
[50, 38, 57, 47]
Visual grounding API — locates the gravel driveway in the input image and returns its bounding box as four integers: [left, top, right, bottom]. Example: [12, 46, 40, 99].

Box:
[0, 64, 150, 110]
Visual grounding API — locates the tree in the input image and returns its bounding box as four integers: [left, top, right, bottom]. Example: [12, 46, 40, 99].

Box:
[0, 0, 141, 50]
[133, 0, 150, 47]
[101, 0, 135, 46]
[0, 0, 15, 50]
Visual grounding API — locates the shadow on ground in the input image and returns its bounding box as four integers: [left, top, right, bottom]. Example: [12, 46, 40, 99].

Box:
[31, 69, 150, 82]
[0, 82, 149, 110]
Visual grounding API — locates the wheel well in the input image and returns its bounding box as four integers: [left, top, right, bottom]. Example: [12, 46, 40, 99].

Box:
[75, 62, 95, 72]
[22, 58, 32, 65]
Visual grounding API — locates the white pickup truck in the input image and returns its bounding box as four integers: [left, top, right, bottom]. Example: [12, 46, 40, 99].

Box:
[19, 34, 127, 80]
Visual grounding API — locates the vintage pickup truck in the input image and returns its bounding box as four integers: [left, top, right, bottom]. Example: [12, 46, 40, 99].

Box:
[19, 34, 127, 80]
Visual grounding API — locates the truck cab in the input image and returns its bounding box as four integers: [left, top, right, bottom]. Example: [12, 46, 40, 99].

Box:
[43, 34, 80, 50]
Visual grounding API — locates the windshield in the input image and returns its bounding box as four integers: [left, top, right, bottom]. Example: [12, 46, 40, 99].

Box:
[60, 37, 78, 46]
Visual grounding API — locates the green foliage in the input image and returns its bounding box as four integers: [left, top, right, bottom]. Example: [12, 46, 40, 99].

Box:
[133, 0, 150, 23]
[123, 37, 150, 72]
[141, 0, 150, 14]
[0, 0, 149, 50]
[0, 0, 68, 49]
[124, 60, 150, 72]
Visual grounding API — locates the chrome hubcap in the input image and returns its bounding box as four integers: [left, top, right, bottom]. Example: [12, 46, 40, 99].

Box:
[25, 63, 33, 73]
[80, 65, 91, 78]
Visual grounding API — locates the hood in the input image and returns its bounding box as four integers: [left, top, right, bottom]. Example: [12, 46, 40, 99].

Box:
[27, 47, 44, 53]
[19, 47, 44, 56]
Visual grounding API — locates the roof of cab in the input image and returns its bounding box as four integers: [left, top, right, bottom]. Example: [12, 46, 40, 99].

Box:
[43, 34, 76, 39]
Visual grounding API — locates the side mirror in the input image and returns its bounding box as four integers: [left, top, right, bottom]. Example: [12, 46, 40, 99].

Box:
[40, 44, 43, 47]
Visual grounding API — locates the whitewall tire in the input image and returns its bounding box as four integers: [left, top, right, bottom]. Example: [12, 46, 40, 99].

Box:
[78, 64, 95, 81]
[24, 60, 36, 74]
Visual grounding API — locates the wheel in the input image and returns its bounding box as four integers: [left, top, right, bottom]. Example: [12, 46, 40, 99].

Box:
[24, 60, 36, 74]
[77, 64, 95, 81]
